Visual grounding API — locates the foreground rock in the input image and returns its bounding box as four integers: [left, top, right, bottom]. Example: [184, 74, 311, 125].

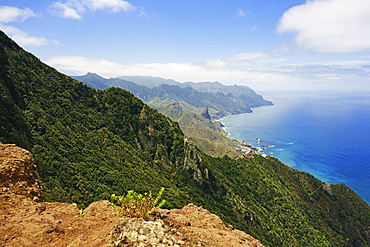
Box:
[0, 143, 43, 201]
[157, 204, 263, 247]
[0, 143, 117, 246]
[0, 143, 263, 246]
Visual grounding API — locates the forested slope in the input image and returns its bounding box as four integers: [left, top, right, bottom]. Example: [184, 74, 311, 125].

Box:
[0, 30, 369, 247]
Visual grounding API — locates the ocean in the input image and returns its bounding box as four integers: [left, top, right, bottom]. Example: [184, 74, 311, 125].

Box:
[220, 91, 370, 204]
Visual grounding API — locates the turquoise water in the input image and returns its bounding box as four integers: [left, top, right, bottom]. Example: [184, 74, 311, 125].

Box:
[220, 92, 370, 204]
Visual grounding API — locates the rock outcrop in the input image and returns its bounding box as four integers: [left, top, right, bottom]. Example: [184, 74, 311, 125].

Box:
[0, 143, 263, 246]
[111, 217, 186, 247]
[201, 107, 212, 120]
[183, 139, 209, 183]
[111, 204, 264, 247]
[158, 204, 264, 247]
[0, 142, 43, 202]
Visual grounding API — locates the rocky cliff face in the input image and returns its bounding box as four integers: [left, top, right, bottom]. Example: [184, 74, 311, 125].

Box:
[0, 143, 263, 246]
[183, 139, 209, 183]
[0, 142, 43, 201]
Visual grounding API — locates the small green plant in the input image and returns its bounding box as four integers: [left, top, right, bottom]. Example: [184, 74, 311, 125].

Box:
[78, 208, 85, 217]
[110, 187, 166, 220]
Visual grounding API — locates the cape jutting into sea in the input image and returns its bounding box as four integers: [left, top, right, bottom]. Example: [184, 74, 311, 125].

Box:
[220, 91, 370, 204]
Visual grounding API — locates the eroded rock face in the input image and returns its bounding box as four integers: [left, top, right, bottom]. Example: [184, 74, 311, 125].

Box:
[0, 142, 43, 201]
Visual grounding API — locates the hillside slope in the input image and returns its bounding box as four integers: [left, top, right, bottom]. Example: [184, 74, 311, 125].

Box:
[0, 30, 369, 247]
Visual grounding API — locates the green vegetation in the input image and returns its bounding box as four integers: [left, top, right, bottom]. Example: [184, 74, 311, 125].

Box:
[78, 208, 85, 217]
[0, 30, 369, 246]
[111, 188, 166, 220]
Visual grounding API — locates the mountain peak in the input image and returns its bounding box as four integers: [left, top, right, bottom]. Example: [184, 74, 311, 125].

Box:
[84, 72, 105, 79]
[201, 107, 212, 120]
[72, 73, 108, 89]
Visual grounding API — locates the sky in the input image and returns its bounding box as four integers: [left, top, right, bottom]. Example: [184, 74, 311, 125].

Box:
[1, 0, 370, 92]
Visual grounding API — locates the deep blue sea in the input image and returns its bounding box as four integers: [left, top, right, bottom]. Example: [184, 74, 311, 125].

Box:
[220, 91, 370, 204]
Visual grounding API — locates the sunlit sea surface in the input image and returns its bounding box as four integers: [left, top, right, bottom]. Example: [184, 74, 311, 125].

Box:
[220, 92, 370, 204]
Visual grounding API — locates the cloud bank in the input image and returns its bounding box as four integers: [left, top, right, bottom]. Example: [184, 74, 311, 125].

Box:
[46, 54, 370, 92]
[278, 0, 370, 53]
[0, 24, 58, 46]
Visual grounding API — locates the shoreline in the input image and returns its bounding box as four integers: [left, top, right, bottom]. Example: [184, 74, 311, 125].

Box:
[216, 117, 260, 156]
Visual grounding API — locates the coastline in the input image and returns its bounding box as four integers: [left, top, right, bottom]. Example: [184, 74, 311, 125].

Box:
[217, 92, 370, 205]
[217, 116, 260, 156]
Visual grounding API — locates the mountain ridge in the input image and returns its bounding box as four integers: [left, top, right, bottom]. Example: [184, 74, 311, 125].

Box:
[73, 73, 273, 119]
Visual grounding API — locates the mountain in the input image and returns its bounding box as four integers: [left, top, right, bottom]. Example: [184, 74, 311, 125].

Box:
[1, 30, 369, 247]
[73, 73, 273, 118]
[118, 75, 180, 88]
[118, 75, 270, 108]
[182, 81, 272, 108]
[75, 72, 110, 90]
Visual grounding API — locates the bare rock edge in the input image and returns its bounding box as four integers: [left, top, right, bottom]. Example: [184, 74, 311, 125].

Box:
[0, 143, 263, 247]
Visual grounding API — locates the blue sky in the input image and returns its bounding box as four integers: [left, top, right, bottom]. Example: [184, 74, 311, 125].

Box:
[1, 0, 370, 91]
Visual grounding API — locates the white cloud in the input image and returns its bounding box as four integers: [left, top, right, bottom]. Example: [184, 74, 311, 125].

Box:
[50, 0, 135, 19]
[200, 51, 284, 70]
[45, 56, 201, 79]
[277, 0, 370, 53]
[84, 0, 134, 12]
[0, 6, 37, 23]
[50, 2, 82, 20]
[137, 6, 149, 18]
[236, 8, 246, 17]
[0, 24, 59, 46]
[236, 8, 251, 17]
[250, 25, 258, 32]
